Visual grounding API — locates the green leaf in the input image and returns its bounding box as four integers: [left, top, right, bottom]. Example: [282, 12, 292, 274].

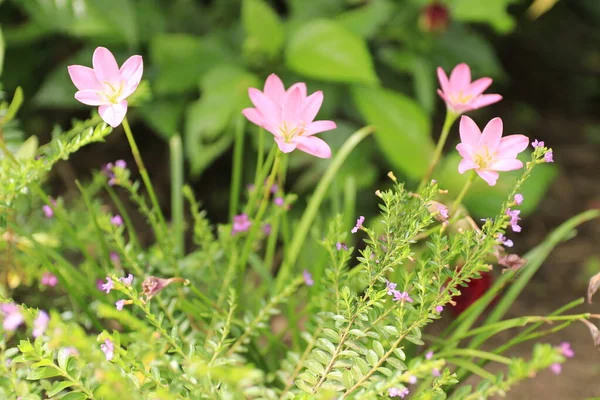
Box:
[0, 23, 4, 77]
[4, 86, 24, 123]
[86, 0, 138, 46]
[15, 135, 38, 160]
[57, 348, 71, 370]
[452, 0, 517, 33]
[184, 65, 258, 176]
[351, 86, 434, 179]
[242, 0, 285, 58]
[437, 151, 557, 217]
[150, 34, 235, 95]
[26, 367, 62, 380]
[336, 0, 393, 39]
[286, 20, 378, 84]
[60, 392, 88, 400]
[47, 381, 75, 397]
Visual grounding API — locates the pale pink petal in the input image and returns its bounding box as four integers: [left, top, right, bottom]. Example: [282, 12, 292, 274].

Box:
[248, 88, 281, 125]
[489, 158, 523, 171]
[472, 94, 502, 109]
[263, 74, 286, 103]
[68, 65, 102, 91]
[456, 143, 475, 160]
[476, 170, 499, 186]
[466, 77, 492, 97]
[74, 90, 106, 106]
[480, 117, 503, 150]
[286, 82, 307, 99]
[119, 55, 143, 98]
[93, 47, 120, 84]
[274, 138, 297, 153]
[458, 158, 477, 174]
[282, 86, 303, 123]
[497, 134, 529, 158]
[99, 101, 128, 128]
[300, 91, 323, 123]
[449, 63, 471, 91]
[242, 107, 264, 126]
[437, 67, 451, 94]
[294, 136, 331, 159]
[459, 115, 481, 146]
[307, 120, 336, 135]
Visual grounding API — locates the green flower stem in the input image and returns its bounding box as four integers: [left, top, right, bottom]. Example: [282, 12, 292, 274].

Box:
[244, 144, 277, 216]
[121, 117, 167, 235]
[140, 301, 188, 360]
[421, 110, 458, 187]
[274, 126, 375, 292]
[229, 117, 246, 220]
[170, 134, 184, 259]
[451, 170, 477, 213]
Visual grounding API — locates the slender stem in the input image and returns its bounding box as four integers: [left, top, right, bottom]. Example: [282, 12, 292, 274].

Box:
[121, 117, 167, 232]
[229, 117, 246, 220]
[245, 145, 277, 216]
[452, 170, 476, 213]
[170, 134, 184, 259]
[274, 126, 374, 292]
[421, 110, 458, 186]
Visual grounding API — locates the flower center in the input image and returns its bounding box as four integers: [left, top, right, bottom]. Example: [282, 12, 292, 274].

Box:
[451, 91, 473, 104]
[279, 121, 307, 143]
[102, 81, 124, 104]
[474, 146, 494, 169]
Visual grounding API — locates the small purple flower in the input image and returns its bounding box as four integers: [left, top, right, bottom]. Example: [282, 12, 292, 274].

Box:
[386, 280, 397, 295]
[119, 274, 133, 286]
[270, 183, 278, 194]
[100, 339, 114, 361]
[336, 242, 348, 251]
[115, 300, 126, 311]
[506, 208, 522, 233]
[544, 151, 554, 163]
[32, 310, 49, 338]
[101, 277, 114, 294]
[559, 342, 574, 358]
[532, 139, 544, 148]
[496, 233, 514, 248]
[263, 223, 272, 235]
[393, 291, 413, 303]
[232, 213, 251, 235]
[41, 272, 58, 287]
[110, 252, 120, 263]
[514, 194, 524, 205]
[111, 215, 123, 226]
[351, 216, 365, 234]
[425, 351, 434, 360]
[408, 375, 417, 384]
[432, 368, 441, 377]
[1, 303, 24, 332]
[42, 205, 54, 218]
[96, 279, 105, 291]
[274, 197, 285, 207]
[550, 363, 562, 375]
[435, 305, 444, 313]
[388, 387, 409, 398]
[102, 162, 114, 175]
[436, 204, 449, 221]
[303, 270, 314, 286]
[114, 159, 127, 169]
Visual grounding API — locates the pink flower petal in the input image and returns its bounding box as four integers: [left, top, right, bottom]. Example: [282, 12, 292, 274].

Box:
[458, 158, 477, 174]
[242, 107, 264, 126]
[449, 63, 471, 91]
[489, 158, 523, 171]
[119, 55, 143, 98]
[92, 47, 120, 84]
[459, 116, 481, 146]
[68, 65, 102, 91]
[472, 94, 502, 109]
[274, 138, 297, 153]
[456, 143, 475, 160]
[479, 117, 503, 150]
[263, 74, 286, 103]
[74, 90, 106, 106]
[300, 91, 323, 123]
[437, 67, 451, 94]
[294, 136, 331, 159]
[307, 120, 336, 135]
[497, 134, 529, 158]
[282, 86, 303, 123]
[248, 88, 281, 125]
[476, 170, 499, 186]
[286, 82, 307, 99]
[466, 77, 492, 97]
[99, 101, 128, 128]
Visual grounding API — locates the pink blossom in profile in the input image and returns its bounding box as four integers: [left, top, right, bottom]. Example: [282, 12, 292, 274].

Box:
[32, 310, 49, 338]
[456, 116, 529, 186]
[550, 363, 562, 375]
[437, 63, 502, 114]
[68, 47, 143, 128]
[41, 272, 58, 287]
[1, 303, 24, 332]
[100, 339, 114, 361]
[242, 74, 336, 158]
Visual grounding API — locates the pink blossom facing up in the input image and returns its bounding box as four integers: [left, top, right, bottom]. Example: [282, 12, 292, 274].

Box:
[111, 215, 123, 226]
[388, 387, 409, 398]
[514, 193, 524, 205]
[437, 63, 502, 114]
[550, 363, 562, 375]
[1, 303, 24, 332]
[32, 310, 49, 338]
[100, 339, 114, 361]
[68, 47, 143, 128]
[41, 272, 58, 287]
[435, 305, 444, 313]
[101, 277, 114, 294]
[119, 274, 133, 286]
[303, 270, 314, 286]
[559, 342, 574, 358]
[242, 74, 336, 158]
[232, 214, 251, 235]
[351, 216, 365, 234]
[506, 208, 522, 233]
[531, 139, 545, 148]
[456, 116, 529, 186]
[393, 291, 414, 303]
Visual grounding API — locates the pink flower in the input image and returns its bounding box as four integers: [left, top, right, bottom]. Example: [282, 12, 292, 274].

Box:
[351, 216, 365, 234]
[437, 63, 502, 114]
[559, 342, 574, 358]
[1, 303, 24, 332]
[335, 242, 348, 251]
[531, 139, 544, 148]
[111, 215, 123, 226]
[514, 194, 524, 205]
[32, 310, 49, 338]
[274, 197, 285, 207]
[550, 363, 562, 375]
[436, 203, 449, 221]
[242, 74, 336, 158]
[100, 339, 114, 361]
[119, 274, 133, 286]
[101, 277, 114, 294]
[68, 47, 143, 128]
[263, 223, 272, 235]
[42, 205, 54, 218]
[435, 305, 444, 313]
[303, 270, 314, 286]
[497, 233, 514, 247]
[506, 208, 522, 233]
[408, 375, 417, 384]
[115, 300, 126, 311]
[544, 151, 554, 163]
[432, 368, 441, 377]
[425, 351, 434, 360]
[388, 387, 409, 398]
[456, 116, 529, 186]
[232, 214, 251, 235]
[386, 280, 397, 295]
[41, 272, 58, 287]
[393, 291, 414, 303]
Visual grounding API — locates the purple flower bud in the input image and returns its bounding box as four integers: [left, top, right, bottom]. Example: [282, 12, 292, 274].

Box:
[514, 194, 523, 205]
[32, 310, 49, 338]
[142, 276, 186, 300]
[351, 216, 365, 234]
[232, 214, 251, 235]
[111, 215, 123, 226]
[41, 272, 58, 287]
[114, 159, 127, 169]
[303, 270, 314, 286]
[100, 339, 114, 361]
[42, 205, 54, 218]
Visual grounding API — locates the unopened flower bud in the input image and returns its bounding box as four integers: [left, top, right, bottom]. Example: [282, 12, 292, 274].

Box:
[142, 276, 187, 300]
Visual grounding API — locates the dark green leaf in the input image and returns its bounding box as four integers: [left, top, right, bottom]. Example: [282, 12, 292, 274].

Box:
[336, 0, 393, 39]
